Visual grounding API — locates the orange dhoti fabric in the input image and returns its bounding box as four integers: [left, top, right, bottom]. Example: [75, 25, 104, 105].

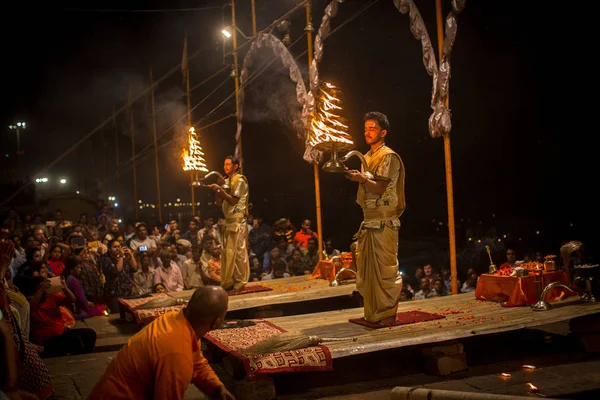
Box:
[475, 271, 572, 307]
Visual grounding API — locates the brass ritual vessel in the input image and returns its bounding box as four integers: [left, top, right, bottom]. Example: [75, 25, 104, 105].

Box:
[485, 245, 497, 274]
[544, 254, 557, 271]
[322, 143, 373, 180]
[328, 256, 357, 287]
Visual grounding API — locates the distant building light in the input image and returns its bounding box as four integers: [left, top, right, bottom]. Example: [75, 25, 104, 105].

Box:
[139, 205, 143, 209]
[138, 200, 142, 203]
[468, 237, 472, 241]
[76, 190, 80, 194]
[176, 198, 181, 202]
[535, 231, 540, 235]
[503, 234, 507, 238]
[569, 223, 574, 227]
[497, 238, 501, 242]
[477, 239, 482, 243]
[118, 219, 122, 223]
[59, 179, 67, 184]
[114, 203, 119, 207]
[168, 202, 172, 206]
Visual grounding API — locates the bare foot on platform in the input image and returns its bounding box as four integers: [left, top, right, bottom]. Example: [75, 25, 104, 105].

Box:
[377, 316, 397, 326]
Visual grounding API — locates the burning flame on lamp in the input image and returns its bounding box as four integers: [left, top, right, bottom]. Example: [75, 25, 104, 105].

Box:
[308, 82, 370, 174]
[309, 82, 353, 151]
[182, 127, 208, 185]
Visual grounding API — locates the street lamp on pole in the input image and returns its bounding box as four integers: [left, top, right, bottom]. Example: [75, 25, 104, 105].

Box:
[8, 121, 26, 155]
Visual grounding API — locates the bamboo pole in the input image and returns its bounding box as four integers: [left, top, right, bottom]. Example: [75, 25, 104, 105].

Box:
[149, 69, 163, 222]
[231, 0, 242, 173]
[101, 130, 108, 201]
[251, 0, 257, 35]
[128, 87, 139, 220]
[305, 1, 323, 260]
[183, 35, 196, 216]
[435, 0, 458, 295]
[113, 107, 120, 203]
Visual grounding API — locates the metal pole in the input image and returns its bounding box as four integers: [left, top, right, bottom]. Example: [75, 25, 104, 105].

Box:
[128, 87, 139, 220]
[305, 1, 323, 260]
[184, 35, 196, 216]
[231, 0, 242, 173]
[435, 0, 458, 295]
[113, 107, 121, 203]
[150, 68, 163, 222]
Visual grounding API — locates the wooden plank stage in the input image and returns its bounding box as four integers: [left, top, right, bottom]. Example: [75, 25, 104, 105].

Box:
[265, 293, 600, 359]
[170, 276, 357, 312]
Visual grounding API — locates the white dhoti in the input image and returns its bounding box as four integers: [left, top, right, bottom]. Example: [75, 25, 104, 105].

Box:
[221, 217, 250, 291]
[356, 222, 403, 323]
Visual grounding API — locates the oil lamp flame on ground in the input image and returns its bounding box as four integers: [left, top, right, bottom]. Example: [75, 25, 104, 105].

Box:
[308, 82, 369, 173]
[182, 127, 208, 185]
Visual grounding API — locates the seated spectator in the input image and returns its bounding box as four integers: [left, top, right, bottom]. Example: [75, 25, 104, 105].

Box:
[414, 277, 437, 300]
[154, 250, 184, 292]
[414, 267, 424, 281]
[78, 249, 105, 306]
[133, 252, 155, 295]
[15, 273, 97, 357]
[264, 247, 288, 277]
[272, 218, 294, 247]
[262, 259, 290, 280]
[423, 263, 440, 285]
[461, 272, 478, 293]
[287, 248, 311, 276]
[302, 237, 320, 271]
[432, 278, 446, 296]
[399, 288, 414, 301]
[62, 258, 104, 319]
[249, 256, 262, 282]
[293, 219, 317, 249]
[325, 239, 341, 259]
[181, 245, 204, 290]
[46, 244, 69, 276]
[152, 283, 166, 294]
[204, 246, 222, 286]
[102, 240, 137, 315]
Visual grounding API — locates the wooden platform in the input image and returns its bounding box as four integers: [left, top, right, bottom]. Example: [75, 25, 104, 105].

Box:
[170, 276, 357, 312]
[265, 293, 600, 359]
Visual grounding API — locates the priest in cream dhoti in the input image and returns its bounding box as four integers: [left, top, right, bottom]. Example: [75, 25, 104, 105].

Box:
[344, 111, 406, 325]
[209, 156, 250, 291]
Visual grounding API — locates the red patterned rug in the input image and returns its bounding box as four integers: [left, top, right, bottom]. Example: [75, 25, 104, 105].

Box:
[118, 293, 184, 324]
[203, 321, 332, 376]
[349, 310, 446, 329]
[227, 284, 273, 296]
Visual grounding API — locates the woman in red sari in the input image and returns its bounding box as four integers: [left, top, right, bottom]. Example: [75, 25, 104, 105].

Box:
[1, 239, 54, 399]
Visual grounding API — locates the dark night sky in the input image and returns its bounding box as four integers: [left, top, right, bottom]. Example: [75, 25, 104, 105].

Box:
[0, 0, 596, 252]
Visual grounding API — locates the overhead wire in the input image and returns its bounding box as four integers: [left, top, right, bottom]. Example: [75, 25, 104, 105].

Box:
[112, 0, 381, 181]
[6, 0, 381, 205]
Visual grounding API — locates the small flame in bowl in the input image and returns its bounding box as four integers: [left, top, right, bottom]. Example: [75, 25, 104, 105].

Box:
[500, 373, 511, 378]
[521, 364, 536, 370]
[527, 382, 539, 393]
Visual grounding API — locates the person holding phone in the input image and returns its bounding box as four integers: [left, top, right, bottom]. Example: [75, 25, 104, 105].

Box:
[13, 266, 97, 357]
[102, 240, 138, 315]
[128, 223, 157, 256]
